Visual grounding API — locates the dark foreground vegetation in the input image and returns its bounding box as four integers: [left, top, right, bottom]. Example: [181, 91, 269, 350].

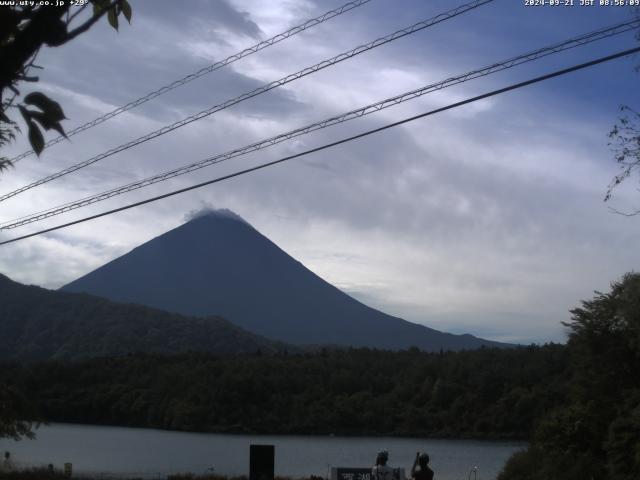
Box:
[1, 344, 568, 439]
[498, 273, 640, 480]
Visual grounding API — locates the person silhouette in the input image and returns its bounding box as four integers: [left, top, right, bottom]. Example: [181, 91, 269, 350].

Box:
[2, 452, 15, 472]
[410, 452, 434, 480]
[372, 450, 394, 480]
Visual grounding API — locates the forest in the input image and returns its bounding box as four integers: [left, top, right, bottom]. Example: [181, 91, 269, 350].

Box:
[1, 344, 568, 439]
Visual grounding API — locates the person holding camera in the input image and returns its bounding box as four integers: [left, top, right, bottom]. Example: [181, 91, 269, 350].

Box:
[372, 450, 394, 480]
[410, 452, 434, 480]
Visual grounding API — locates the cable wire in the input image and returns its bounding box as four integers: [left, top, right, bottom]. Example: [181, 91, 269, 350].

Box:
[0, 0, 493, 203]
[8, 0, 374, 163]
[2, 18, 637, 230]
[1, 45, 638, 246]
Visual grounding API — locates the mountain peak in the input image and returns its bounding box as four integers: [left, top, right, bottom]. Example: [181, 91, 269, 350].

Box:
[185, 208, 249, 225]
[62, 210, 510, 351]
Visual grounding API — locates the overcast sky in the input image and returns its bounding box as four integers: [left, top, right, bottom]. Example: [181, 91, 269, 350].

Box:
[1, 0, 639, 344]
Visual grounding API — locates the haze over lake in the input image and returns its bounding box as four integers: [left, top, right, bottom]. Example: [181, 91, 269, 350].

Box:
[1, 424, 524, 480]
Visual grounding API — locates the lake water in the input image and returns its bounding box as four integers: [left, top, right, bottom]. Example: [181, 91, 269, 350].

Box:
[0, 424, 525, 480]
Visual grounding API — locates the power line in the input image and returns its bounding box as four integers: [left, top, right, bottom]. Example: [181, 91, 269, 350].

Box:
[0, 0, 493, 203]
[3, 18, 635, 228]
[3, 18, 637, 230]
[9, 0, 374, 163]
[2, 45, 638, 246]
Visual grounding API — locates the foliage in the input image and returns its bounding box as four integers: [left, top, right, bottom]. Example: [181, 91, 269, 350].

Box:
[605, 22, 640, 214]
[606, 107, 640, 215]
[0, 0, 132, 167]
[0, 344, 569, 439]
[0, 384, 38, 441]
[499, 273, 640, 480]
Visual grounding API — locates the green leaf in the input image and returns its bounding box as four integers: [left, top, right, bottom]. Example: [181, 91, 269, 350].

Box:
[120, 0, 132, 23]
[107, 7, 119, 30]
[92, 0, 110, 15]
[27, 120, 45, 156]
[29, 111, 67, 139]
[24, 92, 66, 122]
[18, 105, 31, 125]
[0, 158, 13, 173]
[18, 106, 45, 155]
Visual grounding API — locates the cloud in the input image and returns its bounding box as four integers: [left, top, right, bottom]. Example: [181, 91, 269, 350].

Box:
[183, 204, 249, 225]
[134, 0, 263, 39]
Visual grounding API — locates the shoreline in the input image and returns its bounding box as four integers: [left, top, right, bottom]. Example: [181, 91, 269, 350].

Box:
[0, 469, 315, 480]
[19, 422, 528, 444]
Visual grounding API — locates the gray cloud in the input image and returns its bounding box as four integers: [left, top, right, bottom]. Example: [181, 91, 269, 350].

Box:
[35, 11, 302, 125]
[133, 0, 263, 39]
[183, 204, 249, 225]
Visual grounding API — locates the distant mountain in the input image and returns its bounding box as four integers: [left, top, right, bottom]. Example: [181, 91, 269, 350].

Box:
[63, 209, 509, 351]
[0, 273, 283, 361]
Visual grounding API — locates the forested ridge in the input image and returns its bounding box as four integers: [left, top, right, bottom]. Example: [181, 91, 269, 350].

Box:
[0, 345, 568, 439]
[0, 274, 284, 360]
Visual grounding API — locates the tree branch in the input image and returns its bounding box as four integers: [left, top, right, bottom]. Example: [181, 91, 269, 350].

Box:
[67, 4, 89, 24]
[64, 2, 116, 42]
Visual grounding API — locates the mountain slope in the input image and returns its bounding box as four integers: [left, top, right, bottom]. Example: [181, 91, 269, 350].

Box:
[62, 210, 508, 351]
[0, 273, 283, 361]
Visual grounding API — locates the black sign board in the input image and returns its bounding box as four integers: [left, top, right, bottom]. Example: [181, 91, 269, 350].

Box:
[250, 444, 274, 480]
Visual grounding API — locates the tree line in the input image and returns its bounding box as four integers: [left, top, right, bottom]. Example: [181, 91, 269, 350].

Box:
[1, 344, 569, 440]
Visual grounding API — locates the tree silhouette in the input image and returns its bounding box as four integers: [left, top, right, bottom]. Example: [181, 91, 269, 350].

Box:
[604, 20, 640, 215]
[0, 0, 132, 170]
[0, 384, 38, 440]
[606, 106, 640, 215]
[500, 273, 640, 480]
[0, 0, 132, 440]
